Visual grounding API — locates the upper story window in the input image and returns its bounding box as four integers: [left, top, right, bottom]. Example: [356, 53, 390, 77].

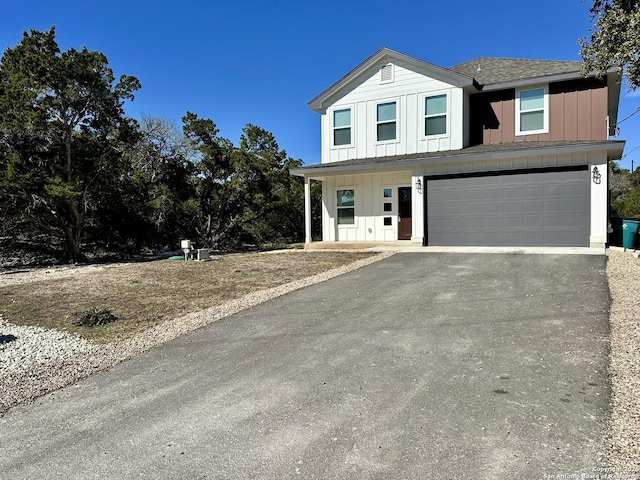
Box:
[516, 86, 548, 135]
[333, 108, 352, 146]
[377, 102, 396, 142]
[425, 94, 447, 136]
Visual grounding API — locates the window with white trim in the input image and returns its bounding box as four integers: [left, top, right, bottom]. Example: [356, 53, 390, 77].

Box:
[516, 86, 548, 135]
[377, 102, 396, 141]
[337, 189, 355, 225]
[425, 94, 447, 136]
[333, 108, 351, 146]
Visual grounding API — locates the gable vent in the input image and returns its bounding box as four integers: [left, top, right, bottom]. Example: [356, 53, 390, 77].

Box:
[381, 63, 394, 83]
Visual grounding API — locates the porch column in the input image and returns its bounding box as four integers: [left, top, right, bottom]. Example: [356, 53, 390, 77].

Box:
[590, 161, 608, 249]
[304, 176, 312, 244]
[411, 174, 425, 245]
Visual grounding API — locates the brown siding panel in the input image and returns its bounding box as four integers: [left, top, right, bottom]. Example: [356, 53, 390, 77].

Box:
[563, 90, 578, 140]
[549, 89, 565, 141]
[469, 77, 609, 146]
[550, 78, 607, 141]
[501, 97, 515, 142]
[590, 86, 607, 139]
[577, 89, 591, 139]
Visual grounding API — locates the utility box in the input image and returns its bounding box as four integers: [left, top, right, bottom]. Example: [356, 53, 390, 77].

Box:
[196, 249, 210, 261]
[180, 239, 191, 250]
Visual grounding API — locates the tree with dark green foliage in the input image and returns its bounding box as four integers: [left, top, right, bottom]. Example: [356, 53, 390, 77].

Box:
[0, 27, 311, 261]
[0, 27, 140, 260]
[581, 0, 640, 87]
[620, 187, 640, 217]
[183, 112, 305, 249]
[609, 161, 640, 218]
[610, 162, 632, 216]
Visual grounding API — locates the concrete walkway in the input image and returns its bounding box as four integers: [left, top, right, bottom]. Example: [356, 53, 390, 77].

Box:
[0, 253, 610, 479]
[306, 241, 605, 255]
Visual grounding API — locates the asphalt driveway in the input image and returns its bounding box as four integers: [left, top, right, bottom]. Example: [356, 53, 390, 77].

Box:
[0, 253, 610, 479]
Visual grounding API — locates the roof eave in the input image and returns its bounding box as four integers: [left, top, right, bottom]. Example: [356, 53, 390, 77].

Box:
[290, 141, 625, 177]
[607, 70, 622, 134]
[480, 71, 582, 91]
[479, 66, 620, 91]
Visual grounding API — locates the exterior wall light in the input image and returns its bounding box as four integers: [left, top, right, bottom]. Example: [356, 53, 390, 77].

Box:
[592, 166, 601, 184]
[415, 178, 423, 193]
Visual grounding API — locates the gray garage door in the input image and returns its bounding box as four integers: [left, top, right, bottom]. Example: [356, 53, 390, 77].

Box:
[426, 168, 590, 246]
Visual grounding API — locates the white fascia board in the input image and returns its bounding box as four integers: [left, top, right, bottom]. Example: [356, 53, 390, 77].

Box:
[308, 47, 475, 113]
[290, 142, 625, 177]
[607, 70, 622, 131]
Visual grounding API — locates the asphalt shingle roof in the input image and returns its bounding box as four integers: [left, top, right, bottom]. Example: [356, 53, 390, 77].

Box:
[450, 57, 583, 86]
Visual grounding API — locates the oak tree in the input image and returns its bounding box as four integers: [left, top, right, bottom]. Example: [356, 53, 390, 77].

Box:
[0, 27, 140, 260]
[581, 0, 640, 86]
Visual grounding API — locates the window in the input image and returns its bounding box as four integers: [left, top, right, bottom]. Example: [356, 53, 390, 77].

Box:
[377, 102, 396, 141]
[337, 189, 355, 225]
[516, 87, 547, 135]
[333, 109, 351, 146]
[383, 217, 392, 226]
[383, 188, 393, 198]
[383, 202, 392, 212]
[425, 94, 447, 136]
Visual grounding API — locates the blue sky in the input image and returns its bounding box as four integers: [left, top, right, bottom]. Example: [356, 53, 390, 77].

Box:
[1, 0, 639, 169]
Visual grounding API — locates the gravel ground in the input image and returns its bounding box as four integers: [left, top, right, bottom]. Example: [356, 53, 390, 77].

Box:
[605, 249, 640, 467]
[0, 249, 638, 469]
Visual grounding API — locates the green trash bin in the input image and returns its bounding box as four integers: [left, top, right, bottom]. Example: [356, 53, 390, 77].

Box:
[622, 219, 640, 251]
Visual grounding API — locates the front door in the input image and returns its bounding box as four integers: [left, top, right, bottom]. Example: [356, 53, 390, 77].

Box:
[398, 186, 412, 240]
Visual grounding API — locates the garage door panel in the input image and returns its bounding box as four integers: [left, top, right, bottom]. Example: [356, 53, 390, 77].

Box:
[503, 215, 525, 228]
[426, 169, 590, 247]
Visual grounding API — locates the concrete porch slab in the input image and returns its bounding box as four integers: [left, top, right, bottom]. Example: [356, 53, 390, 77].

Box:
[305, 242, 605, 255]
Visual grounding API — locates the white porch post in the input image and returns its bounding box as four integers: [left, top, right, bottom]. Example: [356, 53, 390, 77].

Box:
[304, 176, 312, 244]
[411, 173, 425, 245]
[590, 160, 608, 249]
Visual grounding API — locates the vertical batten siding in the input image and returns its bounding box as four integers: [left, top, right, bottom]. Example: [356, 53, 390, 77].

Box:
[320, 62, 464, 164]
[549, 78, 608, 141]
[406, 93, 418, 154]
[470, 78, 609, 146]
[322, 171, 412, 241]
[561, 89, 579, 140]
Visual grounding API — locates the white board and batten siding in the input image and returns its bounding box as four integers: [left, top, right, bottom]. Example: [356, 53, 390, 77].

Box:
[414, 150, 607, 178]
[321, 63, 465, 164]
[322, 171, 412, 242]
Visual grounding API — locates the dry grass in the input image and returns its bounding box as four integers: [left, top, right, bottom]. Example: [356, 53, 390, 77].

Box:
[0, 251, 373, 343]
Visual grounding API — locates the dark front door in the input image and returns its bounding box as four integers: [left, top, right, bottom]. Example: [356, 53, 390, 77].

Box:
[398, 186, 412, 240]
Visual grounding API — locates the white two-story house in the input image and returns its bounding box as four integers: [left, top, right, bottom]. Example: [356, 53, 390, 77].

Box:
[291, 48, 624, 248]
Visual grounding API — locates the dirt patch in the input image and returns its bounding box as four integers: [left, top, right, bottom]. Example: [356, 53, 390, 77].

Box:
[0, 251, 374, 343]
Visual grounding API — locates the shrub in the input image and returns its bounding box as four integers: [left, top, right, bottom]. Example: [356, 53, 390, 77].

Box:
[621, 187, 640, 219]
[74, 308, 118, 327]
